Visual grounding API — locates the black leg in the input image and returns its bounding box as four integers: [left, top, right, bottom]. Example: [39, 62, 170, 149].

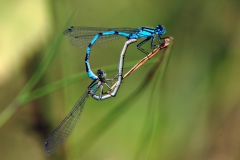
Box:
[99, 85, 103, 99]
[105, 73, 118, 81]
[102, 82, 113, 94]
[137, 37, 151, 55]
[104, 82, 112, 90]
[151, 35, 161, 49]
[151, 35, 156, 49]
[158, 35, 161, 44]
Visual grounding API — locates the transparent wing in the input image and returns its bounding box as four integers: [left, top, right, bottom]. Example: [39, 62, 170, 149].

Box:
[44, 91, 89, 155]
[63, 26, 137, 48]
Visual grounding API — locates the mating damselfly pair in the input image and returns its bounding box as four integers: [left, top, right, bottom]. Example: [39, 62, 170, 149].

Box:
[44, 24, 169, 155]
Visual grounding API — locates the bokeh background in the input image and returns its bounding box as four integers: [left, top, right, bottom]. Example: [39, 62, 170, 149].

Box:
[1, 0, 240, 160]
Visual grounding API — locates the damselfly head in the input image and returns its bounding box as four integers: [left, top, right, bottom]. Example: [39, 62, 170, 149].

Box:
[155, 24, 166, 35]
[97, 69, 107, 79]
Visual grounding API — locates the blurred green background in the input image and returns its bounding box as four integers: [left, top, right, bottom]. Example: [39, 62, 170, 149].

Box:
[1, 0, 240, 159]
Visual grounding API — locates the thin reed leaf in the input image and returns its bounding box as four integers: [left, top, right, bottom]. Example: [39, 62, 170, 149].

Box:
[135, 38, 173, 159]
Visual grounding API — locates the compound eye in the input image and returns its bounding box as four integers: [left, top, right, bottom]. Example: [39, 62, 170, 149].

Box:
[157, 24, 164, 30]
[97, 69, 106, 78]
[156, 24, 166, 35]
